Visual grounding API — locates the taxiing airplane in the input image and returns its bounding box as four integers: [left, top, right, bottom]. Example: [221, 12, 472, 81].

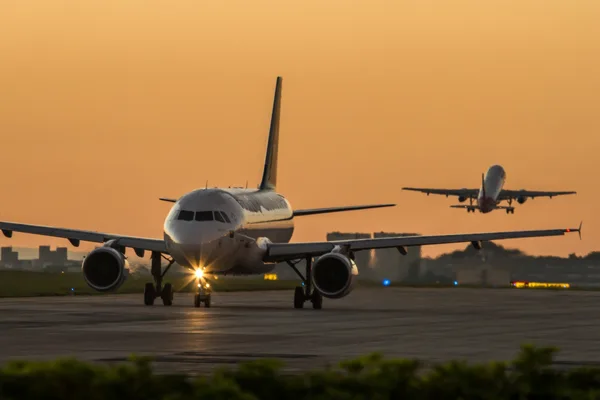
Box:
[403, 165, 576, 214]
[0, 78, 582, 309]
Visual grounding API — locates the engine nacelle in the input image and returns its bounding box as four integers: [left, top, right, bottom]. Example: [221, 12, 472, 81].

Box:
[82, 246, 129, 292]
[458, 196, 467, 203]
[517, 196, 527, 204]
[312, 252, 358, 299]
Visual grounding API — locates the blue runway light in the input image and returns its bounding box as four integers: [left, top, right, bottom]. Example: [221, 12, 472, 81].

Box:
[454, 281, 458, 286]
[383, 279, 390, 286]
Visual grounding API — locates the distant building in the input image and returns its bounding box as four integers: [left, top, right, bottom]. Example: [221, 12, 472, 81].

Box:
[371, 232, 422, 282]
[455, 264, 511, 287]
[38, 246, 71, 268]
[1, 247, 20, 268]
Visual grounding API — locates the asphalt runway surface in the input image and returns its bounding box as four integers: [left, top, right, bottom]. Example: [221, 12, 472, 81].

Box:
[1, 287, 600, 373]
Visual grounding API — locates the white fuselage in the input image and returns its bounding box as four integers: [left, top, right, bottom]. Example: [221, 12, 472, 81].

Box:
[477, 165, 506, 213]
[163, 188, 294, 275]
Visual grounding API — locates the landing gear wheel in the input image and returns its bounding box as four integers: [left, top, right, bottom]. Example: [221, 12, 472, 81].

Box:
[204, 294, 211, 308]
[194, 294, 201, 308]
[294, 287, 304, 309]
[311, 291, 323, 310]
[146, 252, 176, 307]
[144, 283, 155, 306]
[161, 283, 173, 306]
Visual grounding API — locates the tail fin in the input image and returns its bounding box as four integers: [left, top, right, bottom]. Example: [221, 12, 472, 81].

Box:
[259, 76, 282, 191]
[481, 172, 486, 198]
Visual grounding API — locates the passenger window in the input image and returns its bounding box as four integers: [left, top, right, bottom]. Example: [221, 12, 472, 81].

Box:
[195, 211, 214, 221]
[214, 211, 225, 223]
[220, 212, 231, 223]
[177, 210, 194, 221]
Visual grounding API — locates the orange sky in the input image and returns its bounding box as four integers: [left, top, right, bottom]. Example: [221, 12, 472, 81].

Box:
[0, 0, 598, 259]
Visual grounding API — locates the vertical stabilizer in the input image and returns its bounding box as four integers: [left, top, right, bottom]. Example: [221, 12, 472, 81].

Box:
[259, 77, 282, 191]
[481, 172, 486, 198]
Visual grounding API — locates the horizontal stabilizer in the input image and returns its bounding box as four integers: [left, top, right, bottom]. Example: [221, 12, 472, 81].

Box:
[159, 198, 177, 203]
[293, 204, 395, 217]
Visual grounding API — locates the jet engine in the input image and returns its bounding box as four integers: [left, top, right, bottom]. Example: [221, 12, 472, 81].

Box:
[82, 244, 129, 292]
[458, 196, 467, 203]
[312, 252, 358, 299]
[517, 195, 527, 204]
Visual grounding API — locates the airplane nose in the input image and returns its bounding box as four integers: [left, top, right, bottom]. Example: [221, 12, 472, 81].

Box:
[178, 239, 220, 269]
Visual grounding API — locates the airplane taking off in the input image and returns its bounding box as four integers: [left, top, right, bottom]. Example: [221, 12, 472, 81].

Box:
[0, 78, 582, 309]
[403, 165, 576, 214]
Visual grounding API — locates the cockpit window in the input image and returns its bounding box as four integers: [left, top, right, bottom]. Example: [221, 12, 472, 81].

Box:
[177, 210, 194, 221]
[195, 211, 214, 221]
[220, 212, 231, 223]
[214, 211, 225, 223]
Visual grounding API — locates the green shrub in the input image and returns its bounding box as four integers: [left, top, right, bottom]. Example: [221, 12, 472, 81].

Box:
[1, 345, 598, 399]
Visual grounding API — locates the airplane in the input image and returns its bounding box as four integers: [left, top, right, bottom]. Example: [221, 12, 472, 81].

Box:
[0, 77, 582, 309]
[403, 164, 577, 214]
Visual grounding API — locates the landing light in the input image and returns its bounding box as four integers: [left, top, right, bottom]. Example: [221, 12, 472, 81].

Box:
[383, 279, 390, 287]
[194, 269, 204, 279]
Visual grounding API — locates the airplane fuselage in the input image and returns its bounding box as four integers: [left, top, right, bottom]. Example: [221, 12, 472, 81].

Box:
[477, 165, 506, 213]
[163, 188, 294, 275]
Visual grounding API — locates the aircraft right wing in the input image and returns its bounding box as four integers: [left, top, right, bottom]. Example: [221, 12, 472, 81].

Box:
[0, 221, 168, 254]
[264, 224, 582, 262]
[402, 187, 479, 198]
[293, 204, 395, 217]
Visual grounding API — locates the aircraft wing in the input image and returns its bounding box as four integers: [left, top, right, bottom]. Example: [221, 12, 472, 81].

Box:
[264, 225, 581, 262]
[402, 187, 479, 198]
[499, 190, 577, 200]
[0, 221, 168, 254]
[293, 204, 395, 217]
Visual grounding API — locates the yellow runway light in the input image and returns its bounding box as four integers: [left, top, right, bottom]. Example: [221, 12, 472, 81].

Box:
[511, 281, 569, 289]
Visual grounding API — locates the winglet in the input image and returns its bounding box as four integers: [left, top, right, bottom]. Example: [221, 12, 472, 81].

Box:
[565, 221, 583, 240]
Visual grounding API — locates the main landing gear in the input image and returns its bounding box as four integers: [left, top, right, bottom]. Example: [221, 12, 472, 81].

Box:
[466, 198, 476, 213]
[505, 199, 515, 214]
[144, 252, 175, 306]
[287, 257, 323, 310]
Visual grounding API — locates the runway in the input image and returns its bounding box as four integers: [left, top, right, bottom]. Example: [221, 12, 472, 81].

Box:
[1, 287, 600, 373]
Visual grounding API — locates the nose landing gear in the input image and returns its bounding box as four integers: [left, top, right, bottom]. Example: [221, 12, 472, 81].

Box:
[144, 252, 175, 306]
[194, 282, 212, 308]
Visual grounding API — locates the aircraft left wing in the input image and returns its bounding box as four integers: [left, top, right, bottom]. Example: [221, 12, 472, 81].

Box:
[402, 187, 479, 197]
[0, 221, 168, 254]
[264, 224, 581, 262]
[499, 190, 577, 200]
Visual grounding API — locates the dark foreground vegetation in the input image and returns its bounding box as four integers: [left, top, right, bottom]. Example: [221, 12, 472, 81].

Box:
[2, 345, 600, 399]
[0, 270, 298, 297]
